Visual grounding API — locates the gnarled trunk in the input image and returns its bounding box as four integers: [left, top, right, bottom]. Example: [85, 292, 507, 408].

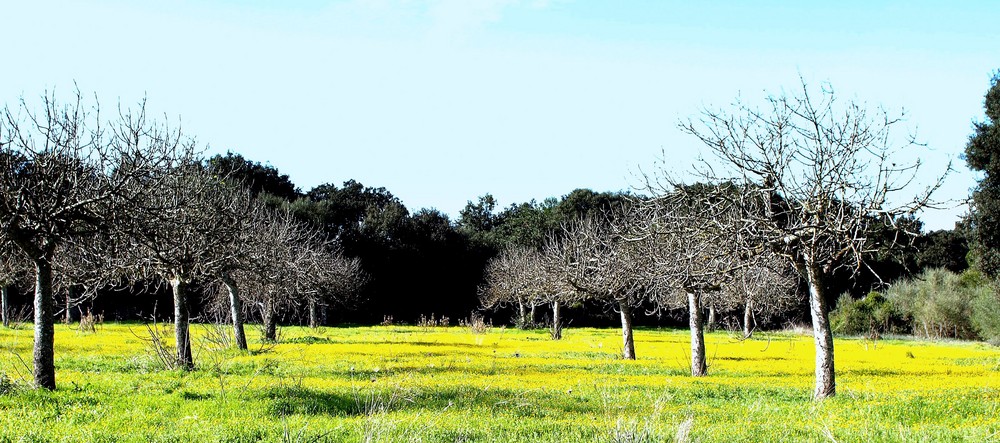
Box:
[1, 284, 10, 328]
[33, 258, 56, 389]
[220, 275, 247, 350]
[804, 262, 835, 399]
[170, 277, 194, 370]
[551, 301, 562, 340]
[308, 299, 319, 329]
[263, 299, 277, 342]
[517, 298, 527, 329]
[743, 300, 754, 339]
[688, 292, 707, 377]
[619, 302, 635, 360]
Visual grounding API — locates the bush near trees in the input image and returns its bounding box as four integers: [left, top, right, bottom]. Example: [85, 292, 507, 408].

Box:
[830, 292, 907, 339]
[832, 267, 1000, 346]
[885, 268, 1000, 343]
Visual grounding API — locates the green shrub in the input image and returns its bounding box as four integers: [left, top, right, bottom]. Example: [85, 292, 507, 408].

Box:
[971, 290, 1000, 346]
[831, 291, 904, 339]
[886, 268, 997, 341]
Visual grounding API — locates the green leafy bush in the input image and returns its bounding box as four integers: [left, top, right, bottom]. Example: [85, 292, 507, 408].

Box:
[831, 291, 905, 339]
[886, 268, 999, 342]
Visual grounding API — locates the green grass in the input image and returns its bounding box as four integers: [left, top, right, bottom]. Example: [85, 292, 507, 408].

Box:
[0, 323, 998, 442]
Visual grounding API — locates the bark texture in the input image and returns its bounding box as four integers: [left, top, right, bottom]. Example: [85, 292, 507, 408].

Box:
[517, 299, 527, 329]
[308, 300, 319, 329]
[263, 300, 277, 342]
[805, 263, 835, 399]
[64, 290, 73, 324]
[221, 275, 248, 350]
[551, 301, 562, 340]
[171, 278, 194, 370]
[743, 301, 754, 339]
[33, 259, 56, 390]
[1, 284, 9, 328]
[619, 302, 635, 360]
[688, 292, 707, 377]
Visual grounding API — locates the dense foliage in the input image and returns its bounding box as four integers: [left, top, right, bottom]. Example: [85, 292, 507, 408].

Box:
[966, 74, 1000, 277]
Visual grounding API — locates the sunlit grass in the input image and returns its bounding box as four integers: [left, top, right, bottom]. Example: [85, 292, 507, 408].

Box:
[0, 322, 997, 442]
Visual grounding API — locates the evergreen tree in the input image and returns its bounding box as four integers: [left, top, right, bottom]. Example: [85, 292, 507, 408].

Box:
[965, 73, 1000, 278]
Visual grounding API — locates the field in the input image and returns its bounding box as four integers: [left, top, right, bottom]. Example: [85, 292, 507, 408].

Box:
[0, 322, 998, 442]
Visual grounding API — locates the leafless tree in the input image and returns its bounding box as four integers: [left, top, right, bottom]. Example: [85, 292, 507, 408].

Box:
[673, 79, 946, 398]
[209, 194, 269, 350]
[555, 214, 651, 359]
[228, 207, 363, 341]
[298, 237, 365, 329]
[628, 192, 747, 376]
[0, 90, 191, 388]
[480, 244, 577, 338]
[724, 253, 800, 339]
[480, 246, 540, 328]
[116, 164, 250, 369]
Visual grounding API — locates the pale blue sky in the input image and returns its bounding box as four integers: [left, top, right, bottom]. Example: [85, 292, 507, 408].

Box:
[2, 0, 997, 229]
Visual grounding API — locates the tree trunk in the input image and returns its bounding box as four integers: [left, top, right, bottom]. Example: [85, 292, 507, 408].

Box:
[688, 292, 707, 377]
[706, 304, 716, 332]
[551, 301, 562, 340]
[64, 288, 73, 324]
[743, 300, 754, 339]
[308, 299, 319, 329]
[804, 262, 835, 399]
[170, 277, 194, 370]
[220, 275, 247, 351]
[517, 298, 527, 329]
[529, 303, 537, 327]
[263, 300, 277, 342]
[1, 284, 10, 328]
[619, 302, 635, 360]
[33, 258, 56, 390]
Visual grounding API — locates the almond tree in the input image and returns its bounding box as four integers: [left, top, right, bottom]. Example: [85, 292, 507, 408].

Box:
[480, 244, 576, 338]
[232, 208, 361, 341]
[479, 245, 540, 328]
[727, 253, 800, 339]
[636, 203, 735, 376]
[677, 80, 945, 398]
[119, 165, 250, 369]
[300, 237, 365, 329]
[556, 214, 650, 359]
[0, 91, 189, 388]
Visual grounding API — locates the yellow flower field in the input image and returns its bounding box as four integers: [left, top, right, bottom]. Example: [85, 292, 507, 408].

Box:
[0, 323, 997, 442]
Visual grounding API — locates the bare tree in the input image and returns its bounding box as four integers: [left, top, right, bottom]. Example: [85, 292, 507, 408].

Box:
[230, 207, 362, 341]
[555, 214, 650, 359]
[675, 80, 945, 398]
[298, 236, 365, 329]
[0, 90, 190, 388]
[213, 195, 267, 350]
[481, 244, 577, 338]
[480, 245, 541, 328]
[631, 193, 746, 376]
[117, 164, 249, 369]
[725, 253, 800, 339]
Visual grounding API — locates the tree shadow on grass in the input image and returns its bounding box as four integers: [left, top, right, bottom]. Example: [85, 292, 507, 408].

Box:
[264, 386, 358, 417]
